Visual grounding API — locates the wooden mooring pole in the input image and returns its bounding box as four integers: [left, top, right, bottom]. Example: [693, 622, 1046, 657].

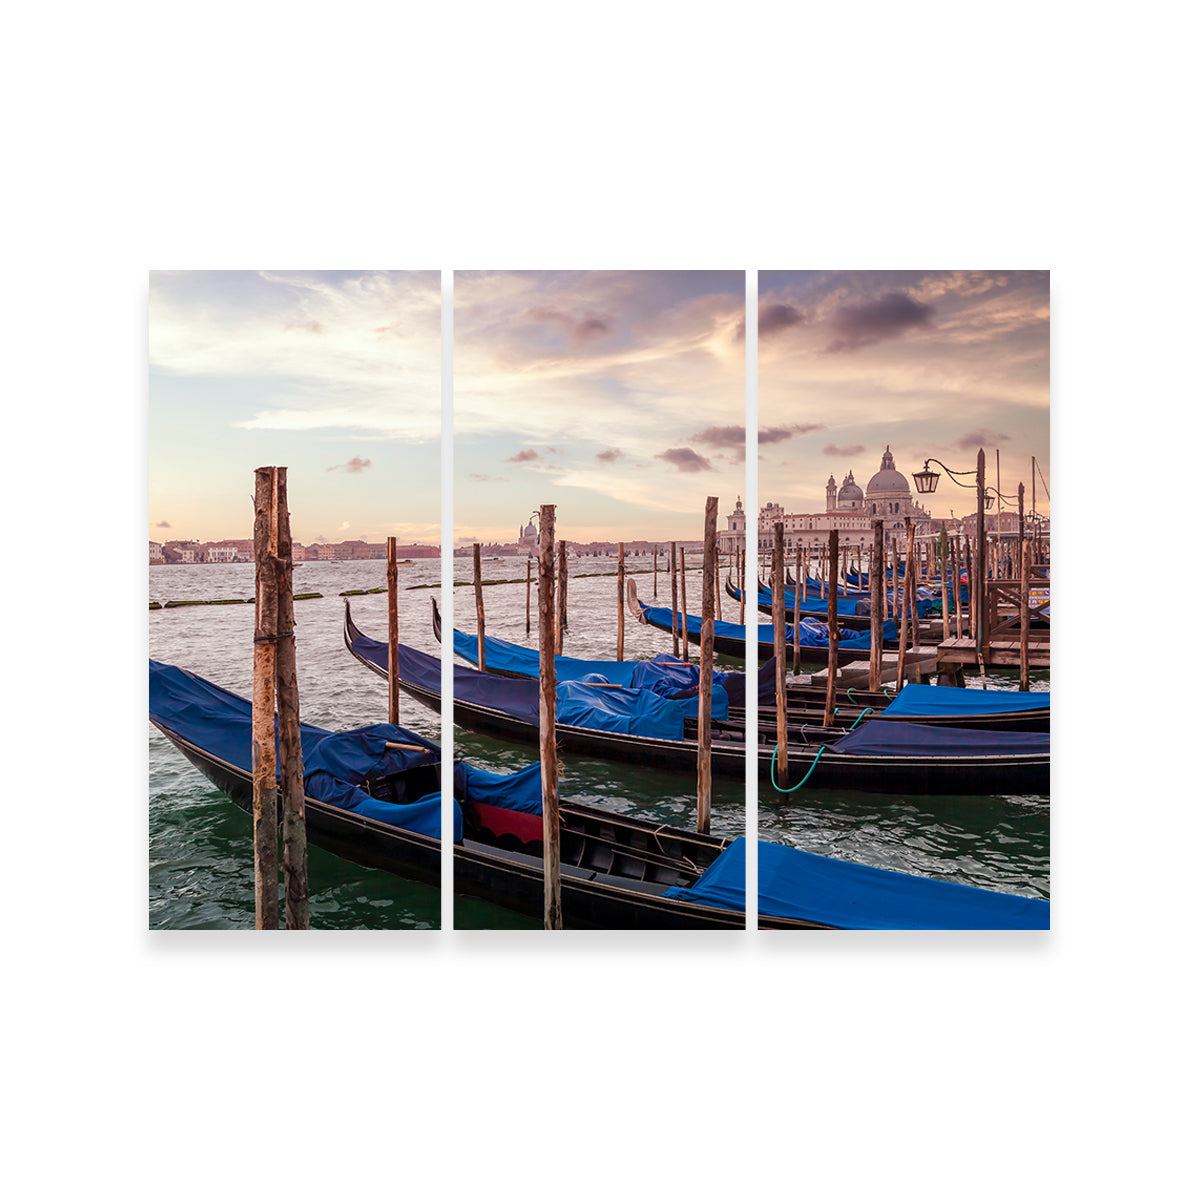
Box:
[773, 522, 788, 787]
[697, 498, 717, 835]
[670, 540, 680, 657]
[738, 546, 745, 624]
[869, 519, 883, 692]
[538, 504, 562, 929]
[823, 529, 839, 726]
[653, 544, 658, 598]
[557, 539, 568, 653]
[387, 536, 399, 725]
[1020, 537, 1031, 690]
[273, 469, 309, 929]
[679, 545, 689, 662]
[251, 467, 280, 930]
[616, 541, 626, 661]
[525, 557, 531, 637]
[896, 519, 912, 690]
[473, 543, 487, 672]
[251, 466, 309, 929]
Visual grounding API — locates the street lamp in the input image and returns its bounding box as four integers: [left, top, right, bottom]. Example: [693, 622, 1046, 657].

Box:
[913, 450, 993, 649]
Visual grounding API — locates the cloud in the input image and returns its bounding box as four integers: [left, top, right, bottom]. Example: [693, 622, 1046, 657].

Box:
[595, 449, 623, 462]
[155, 519, 171, 528]
[327, 456, 372, 473]
[822, 442, 865, 457]
[338, 521, 350, 531]
[733, 302, 807, 342]
[690, 425, 745, 449]
[954, 429, 1012, 451]
[506, 448, 541, 463]
[759, 422, 824, 444]
[759, 303, 808, 339]
[527, 305, 615, 345]
[824, 291, 935, 353]
[656, 447, 715, 473]
[468, 473, 507, 482]
[286, 319, 325, 334]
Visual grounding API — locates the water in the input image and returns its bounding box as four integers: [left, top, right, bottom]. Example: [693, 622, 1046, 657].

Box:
[149, 558, 444, 929]
[149, 553, 1049, 929]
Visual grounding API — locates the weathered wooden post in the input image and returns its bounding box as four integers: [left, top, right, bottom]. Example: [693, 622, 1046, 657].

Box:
[976, 448, 987, 652]
[679, 544, 690, 663]
[557, 539, 568, 652]
[653, 544, 658, 598]
[869, 519, 883, 692]
[387, 536, 399, 725]
[773, 521, 788, 787]
[473, 542, 487, 673]
[738, 546, 746, 624]
[525, 557, 532, 636]
[697, 497, 717, 834]
[670, 540, 680, 657]
[823, 529, 839, 726]
[714, 546, 723, 621]
[273, 468, 309, 930]
[800, 546, 807, 604]
[1019, 536, 1032, 690]
[908, 522, 920, 651]
[616, 541, 626, 661]
[954, 537, 963, 639]
[897, 520, 912, 690]
[939, 529, 950, 643]
[251, 467, 280, 930]
[538, 504, 562, 929]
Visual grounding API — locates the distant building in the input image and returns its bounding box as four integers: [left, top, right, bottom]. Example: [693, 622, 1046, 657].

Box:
[149, 541, 163, 563]
[719, 447, 941, 556]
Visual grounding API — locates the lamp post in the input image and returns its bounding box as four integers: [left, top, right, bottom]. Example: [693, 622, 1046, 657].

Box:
[913, 450, 992, 648]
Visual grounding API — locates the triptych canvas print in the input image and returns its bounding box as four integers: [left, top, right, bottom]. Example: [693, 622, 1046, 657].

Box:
[148, 269, 1050, 931]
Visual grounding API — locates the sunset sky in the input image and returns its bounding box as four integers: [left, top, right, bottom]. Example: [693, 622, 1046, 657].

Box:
[453, 270, 745, 545]
[758, 270, 1050, 522]
[149, 270, 440, 546]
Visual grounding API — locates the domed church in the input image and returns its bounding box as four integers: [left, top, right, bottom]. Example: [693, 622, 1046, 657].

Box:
[725, 446, 939, 554]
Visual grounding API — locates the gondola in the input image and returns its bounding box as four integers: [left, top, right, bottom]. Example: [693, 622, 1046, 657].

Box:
[631, 582, 891, 665]
[346, 605, 1050, 795]
[433, 599, 1049, 732]
[724, 579, 878, 628]
[149, 657, 743, 929]
[150, 658, 1050, 930]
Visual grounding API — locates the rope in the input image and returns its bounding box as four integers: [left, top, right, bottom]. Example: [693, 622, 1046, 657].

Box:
[848, 707, 874, 729]
[769, 743, 826, 793]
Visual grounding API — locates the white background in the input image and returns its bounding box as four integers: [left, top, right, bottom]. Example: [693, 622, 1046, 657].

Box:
[6, 3, 1191, 1196]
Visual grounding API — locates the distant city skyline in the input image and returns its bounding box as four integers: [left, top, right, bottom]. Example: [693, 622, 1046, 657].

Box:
[758, 270, 1050, 523]
[149, 270, 441, 546]
[453, 270, 746, 545]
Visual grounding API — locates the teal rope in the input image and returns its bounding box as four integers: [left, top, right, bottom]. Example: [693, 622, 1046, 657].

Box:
[769, 743, 826, 793]
[848, 707, 874, 729]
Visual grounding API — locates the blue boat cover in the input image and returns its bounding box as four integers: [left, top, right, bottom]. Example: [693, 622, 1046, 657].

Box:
[355, 636, 724, 742]
[883, 684, 1051, 717]
[556, 678, 727, 740]
[663, 837, 1050, 929]
[830, 720, 1050, 757]
[149, 660, 458, 839]
[451, 627, 732, 698]
[641, 604, 894, 651]
[453, 760, 545, 815]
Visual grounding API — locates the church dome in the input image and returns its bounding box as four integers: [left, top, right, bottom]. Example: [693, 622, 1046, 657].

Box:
[837, 470, 863, 502]
[866, 446, 910, 494]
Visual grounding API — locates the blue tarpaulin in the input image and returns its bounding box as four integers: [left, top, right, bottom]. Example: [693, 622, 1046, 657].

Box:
[883, 684, 1051, 717]
[451, 628, 731, 698]
[830, 719, 1050, 757]
[453, 760, 545, 815]
[663, 837, 1050, 929]
[149, 660, 456, 839]
[353, 636, 725, 741]
[556, 678, 727, 740]
[640, 604, 894, 651]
